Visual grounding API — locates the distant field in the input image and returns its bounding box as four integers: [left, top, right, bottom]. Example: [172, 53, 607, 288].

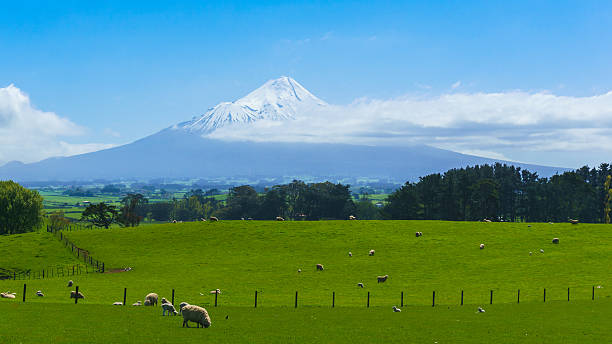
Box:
[2, 220, 612, 342]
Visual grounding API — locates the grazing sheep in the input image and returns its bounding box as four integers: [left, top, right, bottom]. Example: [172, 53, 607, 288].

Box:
[145, 293, 158, 306]
[316, 264, 324, 271]
[36, 290, 44, 297]
[479, 244, 485, 250]
[67, 280, 73, 287]
[162, 302, 178, 316]
[529, 252, 532, 256]
[210, 289, 221, 294]
[70, 291, 84, 299]
[483, 219, 492, 222]
[369, 249, 375, 256]
[179, 302, 189, 314]
[209, 216, 219, 222]
[201, 218, 207, 222]
[392, 306, 401, 312]
[276, 216, 285, 221]
[478, 307, 485, 313]
[349, 215, 356, 220]
[181, 305, 211, 328]
[0, 292, 16, 299]
[540, 249, 544, 253]
[377, 275, 389, 283]
[161, 297, 169, 304]
[348, 251, 352, 257]
[415, 232, 423, 237]
[357, 283, 364, 288]
[113, 302, 123, 306]
[297, 268, 301, 273]
[552, 238, 559, 244]
[144, 300, 151, 306]
[569, 219, 579, 224]
[132, 301, 142, 306]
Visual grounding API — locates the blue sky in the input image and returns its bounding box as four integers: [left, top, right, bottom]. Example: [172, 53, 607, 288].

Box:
[1, 1, 612, 167]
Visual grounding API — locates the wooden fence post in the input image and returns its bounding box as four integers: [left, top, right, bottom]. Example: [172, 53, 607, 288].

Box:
[332, 292, 335, 308]
[215, 291, 218, 307]
[432, 291, 435, 307]
[172, 289, 175, 306]
[567, 287, 570, 301]
[490, 290, 493, 304]
[254, 291, 258, 308]
[461, 290, 464, 306]
[75, 286, 79, 304]
[123, 288, 127, 305]
[593, 286, 595, 300]
[544, 288, 546, 302]
[22, 284, 26, 302]
[367, 292, 370, 308]
[517, 289, 520, 304]
[294, 291, 298, 308]
[401, 291, 404, 307]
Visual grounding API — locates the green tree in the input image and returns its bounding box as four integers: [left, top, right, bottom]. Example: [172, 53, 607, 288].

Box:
[0, 180, 44, 234]
[81, 203, 118, 229]
[118, 193, 148, 227]
[48, 210, 71, 230]
[604, 175, 612, 224]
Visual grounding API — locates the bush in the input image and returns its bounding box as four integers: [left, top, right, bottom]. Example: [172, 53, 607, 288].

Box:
[0, 180, 44, 234]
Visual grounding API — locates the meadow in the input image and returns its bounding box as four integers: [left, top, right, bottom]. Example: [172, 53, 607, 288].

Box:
[2, 220, 612, 342]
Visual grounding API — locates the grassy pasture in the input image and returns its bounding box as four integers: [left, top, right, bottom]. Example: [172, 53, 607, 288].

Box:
[1, 301, 611, 343]
[2, 220, 612, 343]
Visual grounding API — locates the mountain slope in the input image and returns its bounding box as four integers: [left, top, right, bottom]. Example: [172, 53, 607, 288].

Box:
[178, 76, 326, 134]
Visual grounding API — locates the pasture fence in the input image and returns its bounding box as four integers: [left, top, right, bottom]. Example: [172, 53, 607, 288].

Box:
[46, 224, 105, 274]
[8, 263, 93, 281]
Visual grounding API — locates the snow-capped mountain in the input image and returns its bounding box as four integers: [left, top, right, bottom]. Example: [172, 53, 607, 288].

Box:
[177, 76, 327, 134]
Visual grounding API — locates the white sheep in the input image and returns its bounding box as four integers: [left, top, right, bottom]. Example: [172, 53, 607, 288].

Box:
[478, 307, 485, 313]
[392, 306, 401, 312]
[297, 268, 302, 273]
[357, 283, 364, 288]
[161, 297, 169, 304]
[0, 292, 16, 299]
[349, 215, 356, 220]
[377, 275, 389, 283]
[145, 293, 158, 306]
[209, 216, 219, 222]
[132, 301, 142, 306]
[552, 238, 559, 244]
[36, 290, 44, 297]
[276, 216, 285, 221]
[182, 304, 211, 328]
[162, 302, 178, 316]
[210, 289, 221, 294]
[67, 280, 73, 287]
[70, 291, 84, 299]
[113, 302, 123, 306]
[316, 264, 324, 271]
[179, 302, 189, 314]
[540, 249, 544, 253]
[369, 249, 375, 256]
[479, 244, 485, 250]
[348, 251, 352, 257]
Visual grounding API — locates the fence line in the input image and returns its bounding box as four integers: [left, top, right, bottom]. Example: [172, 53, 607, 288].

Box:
[41, 224, 106, 276]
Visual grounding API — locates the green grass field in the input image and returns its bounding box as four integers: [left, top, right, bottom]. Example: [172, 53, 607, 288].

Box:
[2, 220, 612, 342]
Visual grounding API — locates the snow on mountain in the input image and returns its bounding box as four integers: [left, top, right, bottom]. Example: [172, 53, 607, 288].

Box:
[176, 76, 327, 134]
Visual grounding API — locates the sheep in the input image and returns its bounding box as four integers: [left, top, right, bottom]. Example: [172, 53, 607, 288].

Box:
[569, 219, 579, 224]
[113, 302, 123, 306]
[161, 297, 169, 304]
[392, 306, 401, 312]
[349, 215, 356, 220]
[552, 238, 559, 244]
[179, 302, 189, 314]
[529, 251, 532, 256]
[67, 280, 73, 287]
[369, 249, 375, 256]
[0, 292, 16, 299]
[210, 289, 221, 294]
[132, 301, 142, 306]
[162, 302, 178, 316]
[377, 275, 389, 283]
[36, 290, 44, 297]
[479, 244, 485, 250]
[348, 251, 352, 257]
[145, 293, 158, 306]
[70, 291, 85, 299]
[316, 264, 324, 271]
[540, 249, 544, 253]
[144, 300, 151, 306]
[209, 216, 219, 222]
[415, 232, 423, 237]
[276, 216, 285, 221]
[483, 219, 492, 223]
[357, 283, 364, 288]
[181, 304, 211, 328]
[478, 307, 485, 313]
[297, 268, 302, 273]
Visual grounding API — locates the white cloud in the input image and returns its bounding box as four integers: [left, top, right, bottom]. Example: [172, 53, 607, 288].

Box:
[451, 81, 462, 89]
[0, 84, 114, 164]
[207, 90, 612, 168]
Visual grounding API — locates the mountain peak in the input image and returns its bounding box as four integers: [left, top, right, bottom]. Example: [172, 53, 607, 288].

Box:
[177, 77, 326, 134]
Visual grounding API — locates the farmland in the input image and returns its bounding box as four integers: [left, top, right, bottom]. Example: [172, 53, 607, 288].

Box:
[1, 220, 612, 343]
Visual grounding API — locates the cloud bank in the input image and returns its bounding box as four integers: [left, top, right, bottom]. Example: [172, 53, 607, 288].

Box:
[208, 90, 612, 168]
[0, 85, 114, 165]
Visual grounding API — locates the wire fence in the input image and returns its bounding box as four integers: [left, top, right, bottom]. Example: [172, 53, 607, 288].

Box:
[45, 224, 105, 274]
